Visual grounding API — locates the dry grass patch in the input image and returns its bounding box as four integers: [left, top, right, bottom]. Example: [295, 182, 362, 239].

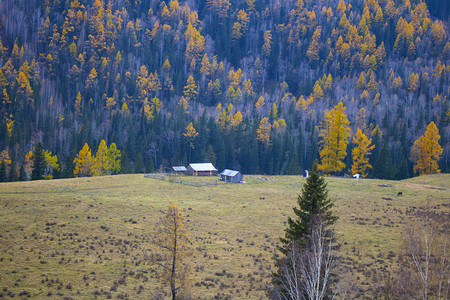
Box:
[0, 174, 448, 298]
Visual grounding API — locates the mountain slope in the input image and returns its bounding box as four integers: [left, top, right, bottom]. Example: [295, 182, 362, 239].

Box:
[0, 0, 449, 178]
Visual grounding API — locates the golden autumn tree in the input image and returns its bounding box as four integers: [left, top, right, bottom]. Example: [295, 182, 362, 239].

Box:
[73, 143, 93, 177]
[16, 71, 34, 107]
[149, 204, 192, 300]
[256, 117, 272, 149]
[106, 143, 121, 174]
[183, 76, 197, 100]
[184, 122, 198, 162]
[318, 102, 350, 175]
[410, 121, 443, 175]
[307, 27, 321, 65]
[351, 129, 375, 177]
[43, 150, 59, 179]
[91, 139, 108, 176]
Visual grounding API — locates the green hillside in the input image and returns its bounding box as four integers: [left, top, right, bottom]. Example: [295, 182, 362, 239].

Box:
[0, 174, 448, 298]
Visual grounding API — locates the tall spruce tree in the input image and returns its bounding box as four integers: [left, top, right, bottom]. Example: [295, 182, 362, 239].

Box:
[273, 162, 338, 299]
[31, 143, 46, 180]
[279, 162, 337, 253]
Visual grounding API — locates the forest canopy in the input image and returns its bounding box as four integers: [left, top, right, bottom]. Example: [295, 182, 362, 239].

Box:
[0, 0, 448, 179]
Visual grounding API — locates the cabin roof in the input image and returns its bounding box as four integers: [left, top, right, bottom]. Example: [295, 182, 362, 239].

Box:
[187, 163, 217, 172]
[220, 169, 240, 177]
[172, 166, 187, 172]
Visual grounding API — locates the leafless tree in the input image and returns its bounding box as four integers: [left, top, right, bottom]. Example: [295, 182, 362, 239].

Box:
[147, 204, 192, 300]
[389, 209, 449, 300]
[274, 217, 337, 300]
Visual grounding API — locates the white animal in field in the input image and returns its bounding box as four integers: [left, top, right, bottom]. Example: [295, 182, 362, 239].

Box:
[353, 173, 360, 179]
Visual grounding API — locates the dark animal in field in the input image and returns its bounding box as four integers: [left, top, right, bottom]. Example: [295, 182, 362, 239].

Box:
[397, 192, 403, 197]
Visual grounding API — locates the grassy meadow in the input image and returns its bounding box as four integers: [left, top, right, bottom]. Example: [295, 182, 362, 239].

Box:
[0, 174, 449, 299]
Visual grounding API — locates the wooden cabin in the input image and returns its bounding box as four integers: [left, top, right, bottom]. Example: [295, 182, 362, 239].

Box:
[220, 169, 243, 183]
[172, 166, 187, 175]
[186, 163, 217, 176]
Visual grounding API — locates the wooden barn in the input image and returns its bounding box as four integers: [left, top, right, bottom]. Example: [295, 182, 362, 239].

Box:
[186, 163, 217, 176]
[220, 169, 243, 183]
[172, 166, 187, 175]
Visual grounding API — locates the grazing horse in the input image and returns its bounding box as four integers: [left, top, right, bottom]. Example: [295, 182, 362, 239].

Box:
[397, 192, 403, 197]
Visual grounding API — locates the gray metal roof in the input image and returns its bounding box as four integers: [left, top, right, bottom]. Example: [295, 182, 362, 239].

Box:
[173, 166, 187, 171]
[220, 169, 240, 176]
[188, 163, 217, 171]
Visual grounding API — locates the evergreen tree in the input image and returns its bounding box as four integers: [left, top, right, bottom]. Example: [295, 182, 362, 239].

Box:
[373, 143, 395, 179]
[146, 155, 155, 173]
[135, 152, 145, 173]
[62, 156, 75, 178]
[0, 161, 6, 182]
[273, 162, 338, 298]
[18, 165, 25, 181]
[279, 162, 338, 253]
[31, 143, 46, 180]
[286, 150, 301, 175]
[396, 158, 410, 180]
[120, 147, 132, 174]
[9, 160, 17, 181]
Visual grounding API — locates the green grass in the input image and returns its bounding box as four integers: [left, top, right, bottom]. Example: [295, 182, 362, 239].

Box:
[0, 174, 449, 299]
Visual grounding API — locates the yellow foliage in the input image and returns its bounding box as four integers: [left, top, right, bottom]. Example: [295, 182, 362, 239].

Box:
[91, 140, 109, 176]
[231, 111, 243, 128]
[183, 76, 197, 99]
[351, 129, 375, 177]
[276, 119, 287, 128]
[152, 204, 191, 299]
[256, 117, 271, 148]
[85, 68, 97, 89]
[410, 122, 443, 175]
[318, 102, 350, 175]
[6, 115, 14, 138]
[262, 30, 272, 57]
[179, 96, 189, 112]
[0, 150, 11, 166]
[44, 150, 59, 179]
[255, 96, 265, 109]
[73, 143, 93, 177]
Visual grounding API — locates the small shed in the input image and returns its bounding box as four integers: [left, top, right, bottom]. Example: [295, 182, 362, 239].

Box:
[186, 163, 218, 176]
[172, 166, 187, 175]
[220, 169, 243, 183]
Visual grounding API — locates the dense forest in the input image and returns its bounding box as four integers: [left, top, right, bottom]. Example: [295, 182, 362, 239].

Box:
[0, 0, 448, 179]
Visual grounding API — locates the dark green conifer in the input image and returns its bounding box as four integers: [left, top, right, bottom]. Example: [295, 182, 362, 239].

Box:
[31, 143, 46, 180]
[62, 155, 74, 178]
[18, 165, 25, 181]
[279, 161, 338, 253]
[373, 143, 395, 179]
[0, 161, 6, 182]
[9, 160, 17, 181]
